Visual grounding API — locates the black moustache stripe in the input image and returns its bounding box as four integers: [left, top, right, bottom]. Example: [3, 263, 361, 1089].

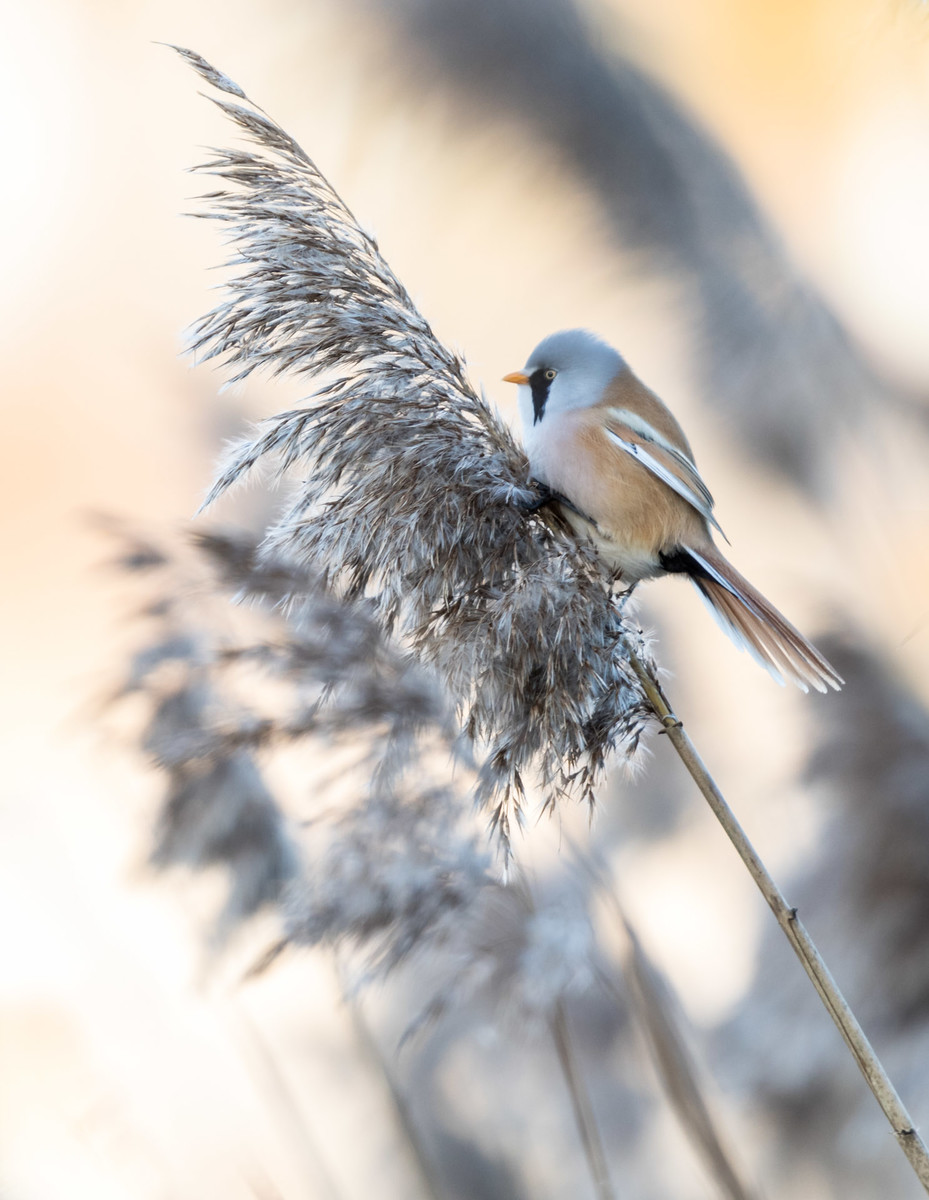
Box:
[530, 369, 553, 424]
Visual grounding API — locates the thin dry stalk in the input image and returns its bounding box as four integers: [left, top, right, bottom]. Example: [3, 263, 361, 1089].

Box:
[550, 1000, 616, 1200]
[587, 875, 757, 1200]
[615, 939, 754, 1200]
[226, 1003, 344, 1200]
[628, 650, 929, 1194]
[343, 995, 446, 1200]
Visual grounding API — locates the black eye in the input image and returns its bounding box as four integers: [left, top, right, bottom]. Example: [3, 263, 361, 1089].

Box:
[544, 368, 557, 381]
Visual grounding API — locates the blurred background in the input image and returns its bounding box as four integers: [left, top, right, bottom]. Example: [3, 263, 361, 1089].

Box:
[3, 0, 929, 1196]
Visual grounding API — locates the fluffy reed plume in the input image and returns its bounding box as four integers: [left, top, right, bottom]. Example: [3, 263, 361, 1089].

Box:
[173, 46, 651, 844]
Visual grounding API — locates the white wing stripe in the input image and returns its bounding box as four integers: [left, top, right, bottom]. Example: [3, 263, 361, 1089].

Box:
[605, 427, 726, 537]
[607, 407, 685, 461]
[608, 407, 713, 507]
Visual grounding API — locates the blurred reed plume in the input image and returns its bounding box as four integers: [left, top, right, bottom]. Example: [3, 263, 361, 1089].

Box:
[172, 45, 652, 847]
[111, 527, 297, 945]
[361, 0, 891, 492]
[112, 523, 495, 968]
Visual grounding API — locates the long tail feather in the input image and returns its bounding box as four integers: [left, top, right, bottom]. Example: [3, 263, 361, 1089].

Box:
[683, 546, 843, 693]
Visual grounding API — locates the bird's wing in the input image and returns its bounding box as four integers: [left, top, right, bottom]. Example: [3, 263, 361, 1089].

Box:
[603, 409, 727, 541]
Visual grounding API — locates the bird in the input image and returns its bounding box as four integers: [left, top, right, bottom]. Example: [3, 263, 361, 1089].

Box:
[504, 329, 842, 693]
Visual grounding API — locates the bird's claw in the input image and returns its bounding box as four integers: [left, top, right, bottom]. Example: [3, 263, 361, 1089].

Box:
[520, 480, 558, 514]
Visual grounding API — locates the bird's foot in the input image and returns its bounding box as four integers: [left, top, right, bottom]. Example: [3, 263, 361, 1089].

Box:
[520, 480, 593, 524]
[613, 578, 639, 601]
[520, 480, 558, 514]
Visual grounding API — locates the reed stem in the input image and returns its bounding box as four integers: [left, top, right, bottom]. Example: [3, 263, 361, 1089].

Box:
[627, 649, 929, 1194]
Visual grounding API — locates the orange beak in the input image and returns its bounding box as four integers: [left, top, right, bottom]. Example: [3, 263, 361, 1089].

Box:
[503, 371, 529, 385]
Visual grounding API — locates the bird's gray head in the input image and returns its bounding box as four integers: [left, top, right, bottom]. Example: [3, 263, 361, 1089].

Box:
[504, 329, 626, 426]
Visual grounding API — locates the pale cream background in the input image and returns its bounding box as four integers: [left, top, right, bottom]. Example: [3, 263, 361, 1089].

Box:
[2, 1, 928, 1195]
